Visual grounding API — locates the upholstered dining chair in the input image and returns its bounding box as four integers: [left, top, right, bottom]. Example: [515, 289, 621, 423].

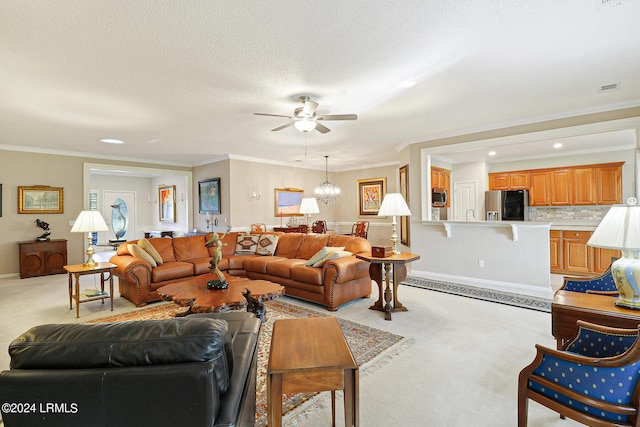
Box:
[518, 320, 640, 427]
[559, 266, 617, 295]
[350, 221, 369, 239]
[312, 220, 327, 234]
[251, 223, 266, 233]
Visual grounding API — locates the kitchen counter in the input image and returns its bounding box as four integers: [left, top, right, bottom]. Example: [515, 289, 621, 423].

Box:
[423, 220, 551, 241]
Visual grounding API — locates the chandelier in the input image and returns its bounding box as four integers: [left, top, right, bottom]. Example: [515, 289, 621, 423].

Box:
[315, 155, 340, 204]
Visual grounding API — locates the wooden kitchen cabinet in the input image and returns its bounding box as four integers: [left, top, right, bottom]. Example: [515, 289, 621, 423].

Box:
[19, 239, 68, 279]
[594, 247, 621, 273]
[529, 171, 551, 206]
[549, 230, 562, 271]
[596, 164, 622, 204]
[431, 166, 451, 207]
[488, 172, 529, 190]
[572, 167, 596, 205]
[562, 230, 592, 274]
[550, 169, 572, 205]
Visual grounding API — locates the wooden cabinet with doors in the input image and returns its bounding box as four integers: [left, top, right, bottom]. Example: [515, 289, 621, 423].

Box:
[550, 230, 621, 275]
[495, 162, 623, 207]
[488, 172, 529, 190]
[19, 239, 68, 279]
[431, 166, 451, 207]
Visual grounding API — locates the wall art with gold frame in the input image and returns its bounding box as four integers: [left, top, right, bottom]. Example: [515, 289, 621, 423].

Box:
[274, 188, 304, 217]
[357, 177, 386, 217]
[18, 186, 64, 214]
[399, 164, 410, 245]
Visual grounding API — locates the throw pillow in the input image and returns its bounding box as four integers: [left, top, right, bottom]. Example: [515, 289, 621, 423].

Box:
[235, 234, 259, 255]
[138, 237, 163, 265]
[256, 234, 279, 256]
[305, 246, 345, 266]
[313, 250, 353, 268]
[128, 243, 158, 267]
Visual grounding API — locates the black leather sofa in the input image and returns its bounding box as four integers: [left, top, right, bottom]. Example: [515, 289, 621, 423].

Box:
[0, 312, 260, 427]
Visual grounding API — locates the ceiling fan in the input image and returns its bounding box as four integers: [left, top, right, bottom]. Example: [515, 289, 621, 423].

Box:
[254, 96, 357, 134]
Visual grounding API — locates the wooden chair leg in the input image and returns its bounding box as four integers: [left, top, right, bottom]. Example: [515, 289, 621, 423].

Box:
[331, 390, 336, 427]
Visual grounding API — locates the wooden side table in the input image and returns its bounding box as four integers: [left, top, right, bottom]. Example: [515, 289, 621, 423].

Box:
[267, 317, 358, 427]
[552, 290, 640, 349]
[63, 262, 116, 318]
[356, 252, 420, 320]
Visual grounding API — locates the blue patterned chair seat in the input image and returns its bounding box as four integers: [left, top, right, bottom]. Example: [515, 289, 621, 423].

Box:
[560, 267, 617, 294]
[518, 321, 640, 426]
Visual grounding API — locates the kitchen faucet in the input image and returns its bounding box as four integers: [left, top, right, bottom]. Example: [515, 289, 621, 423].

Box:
[465, 209, 475, 221]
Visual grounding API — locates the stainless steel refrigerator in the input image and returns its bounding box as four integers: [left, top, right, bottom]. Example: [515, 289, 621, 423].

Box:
[484, 190, 530, 221]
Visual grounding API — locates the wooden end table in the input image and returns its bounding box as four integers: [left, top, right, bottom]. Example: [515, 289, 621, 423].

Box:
[552, 290, 640, 349]
[356, 252, 420, 320]
[63, 262, 115, 318]
[267, 317, 359, 427]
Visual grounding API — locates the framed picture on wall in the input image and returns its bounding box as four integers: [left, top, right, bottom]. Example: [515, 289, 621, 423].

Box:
[357, 178, 386, 216]
[18, 186, 64, 214]
[158, 185, 176, 222]
[274, 188, 304, 217]
[198, 178, 221, 214]
[399, 164, 410, 245]
[0, 184, 2, 217]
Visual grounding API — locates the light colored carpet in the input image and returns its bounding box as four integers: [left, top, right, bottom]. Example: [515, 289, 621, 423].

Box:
[0, 270, 581, 426]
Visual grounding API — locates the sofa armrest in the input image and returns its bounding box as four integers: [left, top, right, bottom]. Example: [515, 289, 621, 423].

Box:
[323, 256, 370, 284]
[109, 255, 152, 286]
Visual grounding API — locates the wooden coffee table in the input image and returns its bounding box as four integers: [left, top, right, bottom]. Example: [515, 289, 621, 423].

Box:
[267, 317, 358, 427]
[157, 273, 284, 319]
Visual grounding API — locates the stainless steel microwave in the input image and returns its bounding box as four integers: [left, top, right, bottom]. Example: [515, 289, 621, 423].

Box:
[432, 188, 447, 207]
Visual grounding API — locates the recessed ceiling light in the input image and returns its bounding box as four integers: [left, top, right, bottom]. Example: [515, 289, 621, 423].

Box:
[553, 142, 563, 149]
[99, 138, 125, 144]
[488, 151, 496, 156]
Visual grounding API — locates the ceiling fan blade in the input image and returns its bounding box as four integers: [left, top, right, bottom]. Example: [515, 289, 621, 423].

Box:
[302, 100, 318, 117]
[315, 122, 331, 134]
[254, 112, 293, 118]
[271, 122, 294, 132]
[316, 114, 358, 121]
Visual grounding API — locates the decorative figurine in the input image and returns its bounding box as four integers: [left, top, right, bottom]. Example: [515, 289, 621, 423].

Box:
[34, 219, 51, 241]
[205, 228, 229, 289]
[243, 289, 266, 322]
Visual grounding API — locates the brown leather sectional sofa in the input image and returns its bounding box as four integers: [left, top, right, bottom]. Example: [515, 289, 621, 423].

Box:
[109, 232, 372, 311]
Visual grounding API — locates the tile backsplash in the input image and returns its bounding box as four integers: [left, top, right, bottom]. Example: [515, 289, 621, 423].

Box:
[530, 206, 610, 222]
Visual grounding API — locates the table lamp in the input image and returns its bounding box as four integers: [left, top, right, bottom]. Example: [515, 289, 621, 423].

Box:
[71, 210, 109, 268]
[378, 193, 411, 255]
[587, 197, 640, 309]
[299, 197, 320, 231]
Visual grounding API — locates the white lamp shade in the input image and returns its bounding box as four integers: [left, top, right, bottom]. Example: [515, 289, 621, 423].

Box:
[71, 210, 109, 233]
[378, 193, 411, 217]
[299, 197, 320, 214]
[588, 203, 640, 250]
[293, 119, 316, 132]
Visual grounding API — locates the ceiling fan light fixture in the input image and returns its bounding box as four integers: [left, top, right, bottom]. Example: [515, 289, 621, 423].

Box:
[294, 119, 316, 132]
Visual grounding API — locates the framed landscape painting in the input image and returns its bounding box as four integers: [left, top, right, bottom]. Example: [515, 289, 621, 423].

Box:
[158, 185, 176, 222]
[357, 177, 386, 217]
[274, 188, 304, 217]
[199, 178, 221, 214]
[18, 186, 64, 214]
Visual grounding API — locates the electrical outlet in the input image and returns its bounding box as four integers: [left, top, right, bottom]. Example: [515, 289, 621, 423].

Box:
[478, 260, 485, 268]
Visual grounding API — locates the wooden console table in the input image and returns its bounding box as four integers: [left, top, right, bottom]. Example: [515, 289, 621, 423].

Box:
[552, 290, 640, 349]
[273, 226, 308, 233]
[267, 317, 358, 427]
[356, 252, 420, 320]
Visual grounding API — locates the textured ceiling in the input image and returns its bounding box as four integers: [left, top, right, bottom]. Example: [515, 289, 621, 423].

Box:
[0, 0, 639, 170]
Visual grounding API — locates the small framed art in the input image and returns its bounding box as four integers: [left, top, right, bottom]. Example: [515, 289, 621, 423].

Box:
[399, 164, 410, 245]
[357, 178, 386, 216]
[18, 186, 64, 214]
[198, 178, 221, 214]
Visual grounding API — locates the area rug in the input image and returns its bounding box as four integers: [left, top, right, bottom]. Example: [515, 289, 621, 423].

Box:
[402, 276, 552, 312]
[89, 300, 411, 426]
